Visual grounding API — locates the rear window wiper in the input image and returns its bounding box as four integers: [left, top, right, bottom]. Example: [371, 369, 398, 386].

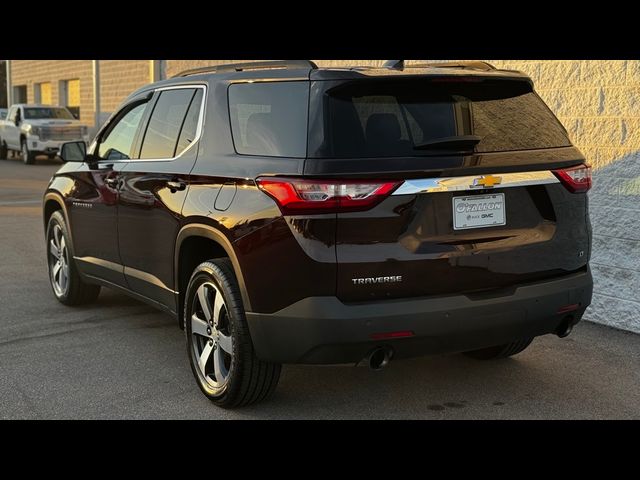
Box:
[413, 135, 482, 151]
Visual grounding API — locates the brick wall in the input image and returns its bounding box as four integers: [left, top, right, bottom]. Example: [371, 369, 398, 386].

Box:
[98, 60, 150, 118]
[11, 60, 95, 125]
[10, 60, 151, 128]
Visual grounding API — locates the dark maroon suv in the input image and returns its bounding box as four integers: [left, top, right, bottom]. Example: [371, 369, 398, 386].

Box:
[44, 60, 593, 407]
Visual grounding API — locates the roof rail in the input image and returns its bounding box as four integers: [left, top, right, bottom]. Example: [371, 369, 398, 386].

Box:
[382, 60, 496, 71]
[173, 60, 318, 78]
[383, 60, 404, 70]
[409, 61, 496, 71]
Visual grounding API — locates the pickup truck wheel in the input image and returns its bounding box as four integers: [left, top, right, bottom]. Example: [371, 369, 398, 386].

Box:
[46, 211, 101, 305]
[185, 259, 281, 408]
[21, 139, 36, 165]
[0, 141, 7, 160]
[463, 338, 534, 360]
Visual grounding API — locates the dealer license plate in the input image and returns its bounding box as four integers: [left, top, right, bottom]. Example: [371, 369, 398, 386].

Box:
[453, 193, 506, 230]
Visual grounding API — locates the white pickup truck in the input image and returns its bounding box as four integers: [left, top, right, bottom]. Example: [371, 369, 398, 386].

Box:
[0, 104, 90, 164]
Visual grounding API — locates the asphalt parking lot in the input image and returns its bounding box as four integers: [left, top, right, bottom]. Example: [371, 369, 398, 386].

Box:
[1, 156, 639, 420]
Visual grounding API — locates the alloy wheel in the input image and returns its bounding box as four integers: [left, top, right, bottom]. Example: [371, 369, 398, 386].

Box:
[49, 224, 69, 296]
[190, 282, 233, 389]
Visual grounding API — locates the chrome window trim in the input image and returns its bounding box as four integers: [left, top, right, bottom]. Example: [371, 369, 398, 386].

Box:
[97, 84, 207, 164]
[392, 170, 560, 195]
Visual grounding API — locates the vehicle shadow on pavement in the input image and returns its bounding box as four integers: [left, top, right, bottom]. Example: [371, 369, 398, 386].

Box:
[253, 354, 549, 419]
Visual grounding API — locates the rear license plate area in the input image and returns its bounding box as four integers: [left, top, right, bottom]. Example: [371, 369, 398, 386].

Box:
[453, 193, 506, 230]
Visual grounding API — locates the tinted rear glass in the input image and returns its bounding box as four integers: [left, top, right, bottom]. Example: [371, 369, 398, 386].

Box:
[228, 82, 309, 158]
[308, 78, 571, 158]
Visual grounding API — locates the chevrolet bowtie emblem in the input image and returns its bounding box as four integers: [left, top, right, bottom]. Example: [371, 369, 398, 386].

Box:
[472, 175, 502, 188]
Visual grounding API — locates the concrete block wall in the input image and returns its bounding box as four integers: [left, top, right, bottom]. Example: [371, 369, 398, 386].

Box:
[485, 61, 640, 333]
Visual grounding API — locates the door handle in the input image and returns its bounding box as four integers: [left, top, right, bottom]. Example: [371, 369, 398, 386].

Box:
[105, 177, 120, 189]
[167, 180, 187, 193]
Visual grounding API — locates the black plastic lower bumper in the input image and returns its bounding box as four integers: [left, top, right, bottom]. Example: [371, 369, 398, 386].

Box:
[246, 269, 593, 364]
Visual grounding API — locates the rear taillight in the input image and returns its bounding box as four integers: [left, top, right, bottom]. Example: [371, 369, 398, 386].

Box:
[552, 164, 592, 193]
[256, 177, 401, 215]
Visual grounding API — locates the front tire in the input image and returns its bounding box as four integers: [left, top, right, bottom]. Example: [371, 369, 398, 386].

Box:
[21, 139, 36, 165]
[185, 259, 281, 408]
[463, 338, 534, 360]
[46, 211, 101, 305]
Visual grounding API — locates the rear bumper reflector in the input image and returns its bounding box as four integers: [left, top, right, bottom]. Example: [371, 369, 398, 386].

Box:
[557, 303, 580, 314]
[369, 330, 415, 340]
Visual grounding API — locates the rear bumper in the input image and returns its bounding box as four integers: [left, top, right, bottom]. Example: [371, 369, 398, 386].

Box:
[246, 268, 593, 364]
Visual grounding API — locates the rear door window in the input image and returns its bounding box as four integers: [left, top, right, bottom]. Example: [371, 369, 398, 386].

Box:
[228, 81, 309, 158]
[139, 88, 198, 159]
[308, 78, 571, 158]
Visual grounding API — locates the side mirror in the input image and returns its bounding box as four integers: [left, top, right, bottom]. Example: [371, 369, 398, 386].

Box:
[60, 141, 87, 162]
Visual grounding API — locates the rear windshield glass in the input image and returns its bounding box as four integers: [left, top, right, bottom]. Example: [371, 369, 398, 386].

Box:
[24, 107, 75, 120]
[308, 78, 571, 158]
[228, 81, 309, 158]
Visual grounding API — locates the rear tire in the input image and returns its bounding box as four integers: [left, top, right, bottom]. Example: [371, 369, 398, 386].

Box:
[21, 139, 35, 165]
[0, 141, 7, 160]
[185, 258, 281, 408]
[46, 211, 101, 305]
[463, 338, 534, 360]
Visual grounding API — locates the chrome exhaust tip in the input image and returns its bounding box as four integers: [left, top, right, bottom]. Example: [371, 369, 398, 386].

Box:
[556, 316, 574, 338]
[366, 347, 392, 370]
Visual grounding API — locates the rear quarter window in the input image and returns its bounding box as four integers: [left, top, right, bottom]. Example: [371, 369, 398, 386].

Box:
[228, 82, 309, 158]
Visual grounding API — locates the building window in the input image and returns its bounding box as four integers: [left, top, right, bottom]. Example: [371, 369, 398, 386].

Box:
[34, 82, 52, 105]
[13, 85, 27, 104]
[59, 79, 81, 119]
